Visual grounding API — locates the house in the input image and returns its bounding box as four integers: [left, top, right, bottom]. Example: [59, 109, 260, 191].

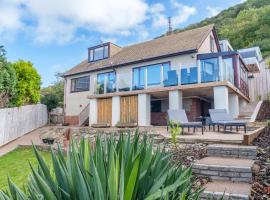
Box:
[63, 24, 262, 127]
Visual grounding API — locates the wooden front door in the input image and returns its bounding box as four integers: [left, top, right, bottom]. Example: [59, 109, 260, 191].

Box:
[97, 98, 112, 125]
[120, 95, 138, 124]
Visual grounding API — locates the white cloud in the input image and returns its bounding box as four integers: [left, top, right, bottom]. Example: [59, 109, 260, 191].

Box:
[206, 6, 221, 17]
[0, 0, 24, 40]
[170, 0, 197, 26]
[150, 1, 197, 30]
[149, 3, 167, 28]
[0, 0, 198, 45]
[0, 0, 148, 44]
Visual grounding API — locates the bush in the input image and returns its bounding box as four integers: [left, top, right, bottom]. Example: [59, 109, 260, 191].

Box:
[0, 46, 17, 108]
[41, 74, 64, 111]
[10, 60, 41, 106]
[168, 120, 182, 145]
[0, 133, 203, 200]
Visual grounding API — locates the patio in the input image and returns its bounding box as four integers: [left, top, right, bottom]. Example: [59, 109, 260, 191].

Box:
[67, 124, 266, 145]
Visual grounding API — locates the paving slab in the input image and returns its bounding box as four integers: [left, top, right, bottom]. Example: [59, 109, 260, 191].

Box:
[0, 126, 47, 156]
[207, 144, 257, 150]
[195, 157, 254, 168]
[204, 180, 251, 196]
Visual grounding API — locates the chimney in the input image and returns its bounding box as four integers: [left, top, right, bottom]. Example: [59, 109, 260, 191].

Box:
[166, 16, 173, 36]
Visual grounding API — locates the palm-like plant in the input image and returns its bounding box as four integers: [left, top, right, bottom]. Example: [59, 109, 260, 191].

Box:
[0, 132, 203, 200]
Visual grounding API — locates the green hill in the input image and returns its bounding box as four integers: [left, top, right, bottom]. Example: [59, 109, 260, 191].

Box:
[173, 0, 270, 57]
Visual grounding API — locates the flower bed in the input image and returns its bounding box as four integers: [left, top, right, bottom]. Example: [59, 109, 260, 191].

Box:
[252, 126, 270, 199]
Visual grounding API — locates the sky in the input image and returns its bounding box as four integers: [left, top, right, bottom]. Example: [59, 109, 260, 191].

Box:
[0, 0, 245, 87]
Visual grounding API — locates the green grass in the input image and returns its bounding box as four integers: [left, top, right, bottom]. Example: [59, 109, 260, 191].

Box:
[0, 147, 51, 191]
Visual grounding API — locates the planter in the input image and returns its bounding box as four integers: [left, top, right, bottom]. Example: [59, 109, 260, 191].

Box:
[42, 138, 48, 144]
[47, 138, 55, 145]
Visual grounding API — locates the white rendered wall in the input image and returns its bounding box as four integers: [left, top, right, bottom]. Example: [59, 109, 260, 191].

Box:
[64, 73, 90, 116]
[64, 31, 218, 116]
[138, 94, 151, 126]
[239, 98, 248, 110]
[89, 99, 97, 126]
[169, 90, 183, 110]
[112, 96, 120, 126]
[213, 86, 229, 112]
[228, 93, 239, 118]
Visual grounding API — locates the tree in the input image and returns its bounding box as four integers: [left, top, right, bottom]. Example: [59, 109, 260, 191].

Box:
[41, 73, 64, 111]
[11, 60, 41, 106]
[0, 46, 17, 108]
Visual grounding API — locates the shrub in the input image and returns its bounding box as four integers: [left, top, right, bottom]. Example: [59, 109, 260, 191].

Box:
[41, 73, 64, 111]
[10, 60, 41, 106]
[0, 133, 203, 200]
[0, 46, 17, 108]
[168, 120, 182, 145]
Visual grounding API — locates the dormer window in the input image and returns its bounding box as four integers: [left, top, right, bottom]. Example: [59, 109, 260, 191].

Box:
[88, 44, 109, 62]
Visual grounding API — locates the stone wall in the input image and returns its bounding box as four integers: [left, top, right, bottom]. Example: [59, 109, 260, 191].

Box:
[0, 104, 48, 146]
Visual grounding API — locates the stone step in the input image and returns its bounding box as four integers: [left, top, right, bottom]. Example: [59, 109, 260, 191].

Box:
[193, 157, 254, 183]
[207, 144, 257, 159]
[200, 180, 251, 200]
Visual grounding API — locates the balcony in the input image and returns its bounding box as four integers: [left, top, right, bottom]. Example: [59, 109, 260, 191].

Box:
[93, 51, 249, 98]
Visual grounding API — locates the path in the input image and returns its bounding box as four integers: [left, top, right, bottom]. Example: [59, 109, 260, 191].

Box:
[0, 126, 49, 156]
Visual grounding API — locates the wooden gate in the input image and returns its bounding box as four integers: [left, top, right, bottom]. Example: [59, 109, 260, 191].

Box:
[97, 98, 112, 125]
[120, 95, 138, 124]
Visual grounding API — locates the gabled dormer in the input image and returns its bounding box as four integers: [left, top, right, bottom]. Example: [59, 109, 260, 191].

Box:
[88, 42, 121, 62]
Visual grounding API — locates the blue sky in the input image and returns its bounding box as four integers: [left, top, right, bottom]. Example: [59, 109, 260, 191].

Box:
[0, 0, 244, 87]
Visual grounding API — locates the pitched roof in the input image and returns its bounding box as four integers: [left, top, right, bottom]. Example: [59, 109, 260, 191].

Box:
[64, 24, 215, 77]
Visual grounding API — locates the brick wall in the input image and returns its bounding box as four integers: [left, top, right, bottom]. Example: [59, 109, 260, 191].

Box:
[64, 116, 79, 125]
[186, 99, 202, 121]
[151, 112, 167, 126]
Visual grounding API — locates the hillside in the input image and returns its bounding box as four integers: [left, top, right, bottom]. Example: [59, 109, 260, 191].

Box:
[173, 0, 270, 57]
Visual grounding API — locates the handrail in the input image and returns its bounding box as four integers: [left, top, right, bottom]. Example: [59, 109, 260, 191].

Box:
[79, 103, 90, 126]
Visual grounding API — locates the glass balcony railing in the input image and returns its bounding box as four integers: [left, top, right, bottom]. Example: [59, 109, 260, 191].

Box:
[181, 67, 198, 85]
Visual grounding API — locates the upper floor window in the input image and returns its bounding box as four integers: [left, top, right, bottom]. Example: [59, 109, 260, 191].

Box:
[89, 44, 109, 62]
[132, 62, 170, 90]
[96, 71, 116, 94]
[71, 76, 90, 92]
[201, 58, 219, 83]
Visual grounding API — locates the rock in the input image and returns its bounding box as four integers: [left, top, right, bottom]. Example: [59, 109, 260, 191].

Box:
[251, 126, 270, 199]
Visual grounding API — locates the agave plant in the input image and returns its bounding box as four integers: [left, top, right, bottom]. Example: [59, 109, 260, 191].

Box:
[0, 132, 203, 200]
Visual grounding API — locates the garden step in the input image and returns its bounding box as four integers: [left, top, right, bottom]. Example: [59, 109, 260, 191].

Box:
[207, 144, 257, 159]
[193, 157, 254, 183]
[200, 180, 251, 200]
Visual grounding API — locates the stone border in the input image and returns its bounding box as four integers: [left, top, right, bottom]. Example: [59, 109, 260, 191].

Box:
[243, 126, 266, 145]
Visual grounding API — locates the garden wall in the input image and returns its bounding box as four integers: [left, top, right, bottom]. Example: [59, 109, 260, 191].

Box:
[0, 104, 48, 146]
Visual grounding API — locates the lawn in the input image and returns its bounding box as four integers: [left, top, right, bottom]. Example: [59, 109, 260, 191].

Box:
[0, 147, 51, 191]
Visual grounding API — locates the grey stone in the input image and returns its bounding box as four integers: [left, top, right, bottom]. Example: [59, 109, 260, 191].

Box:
[219, 171, 240, 177]
[200, 170, 219, 176]
[231, 177, 251, 183]
[239, 172, 252, 178]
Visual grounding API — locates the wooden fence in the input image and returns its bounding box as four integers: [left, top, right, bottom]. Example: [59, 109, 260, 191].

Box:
[0, 104, 48, 146]
[249, 60, 270, 101]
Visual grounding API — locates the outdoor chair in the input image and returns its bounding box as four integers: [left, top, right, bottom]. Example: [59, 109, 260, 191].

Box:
[167, 109, 204, 134]
[209, 109, 247, 133]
